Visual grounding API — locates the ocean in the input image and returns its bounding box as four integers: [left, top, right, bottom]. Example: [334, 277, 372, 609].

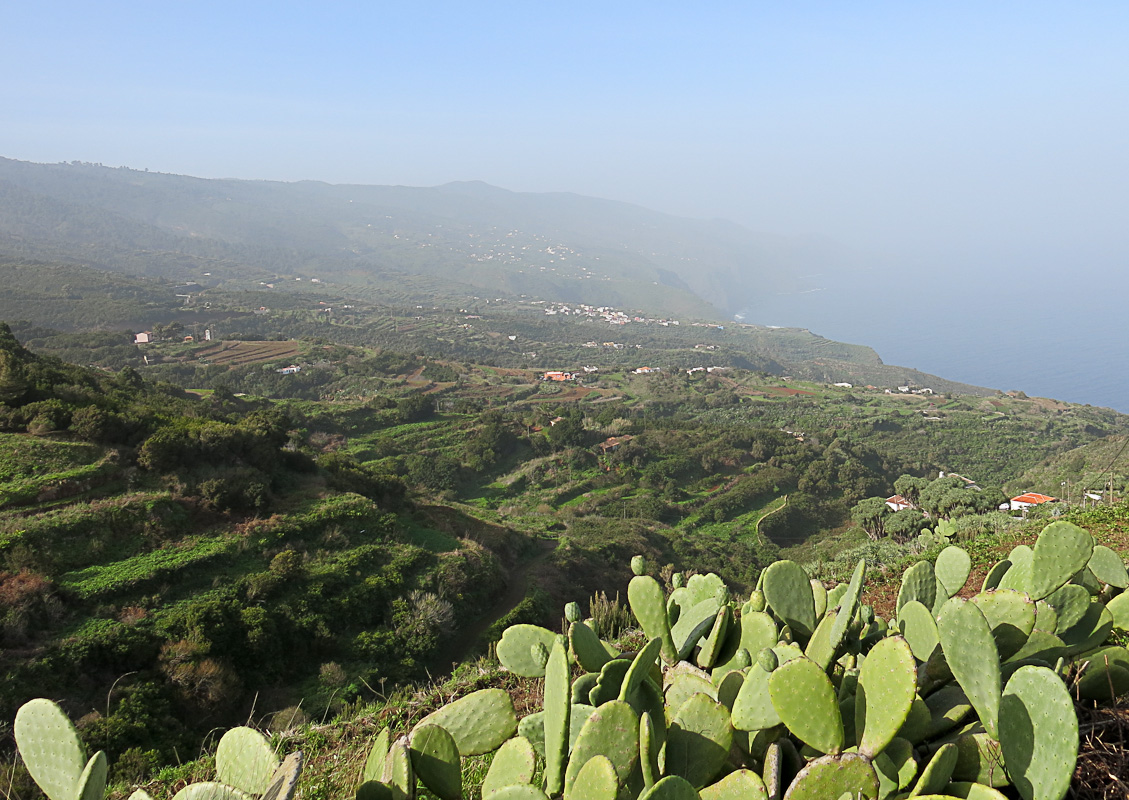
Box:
[740, 271, 1129, 413]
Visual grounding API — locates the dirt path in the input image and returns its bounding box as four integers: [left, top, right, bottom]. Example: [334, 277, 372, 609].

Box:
[755, 494, 789, 537]
[430, 537, 558, 675]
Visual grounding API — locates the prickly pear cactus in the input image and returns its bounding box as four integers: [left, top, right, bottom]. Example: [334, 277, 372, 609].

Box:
[1000, 666, 1078, 800]
[416, 688, 518, 756]
[216, 727, 279, 795]
[13, 699, 90, 800]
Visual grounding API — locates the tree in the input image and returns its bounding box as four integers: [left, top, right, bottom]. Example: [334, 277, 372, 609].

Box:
[893, 475, 929, 508]
[885, 507, 928, 541]
[919, 476, 965, 517]
[851, 496, 889, 540]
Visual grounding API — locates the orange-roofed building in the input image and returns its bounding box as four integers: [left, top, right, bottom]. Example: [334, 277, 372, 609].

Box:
[1008, 492, 1058, 511]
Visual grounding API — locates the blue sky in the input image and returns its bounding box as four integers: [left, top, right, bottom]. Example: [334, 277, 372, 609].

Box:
[5, 2, 1126, 255]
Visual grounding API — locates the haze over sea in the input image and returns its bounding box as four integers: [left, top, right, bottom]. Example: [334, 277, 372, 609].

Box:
[745, 268, 1129, 413]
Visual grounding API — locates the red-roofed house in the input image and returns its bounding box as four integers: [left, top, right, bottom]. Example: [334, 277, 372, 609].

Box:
[1008, 492, 1058, 511]
[885, 495, 915, 512]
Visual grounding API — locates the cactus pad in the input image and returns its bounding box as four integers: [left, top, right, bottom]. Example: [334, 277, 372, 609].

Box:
[696, 606, 732, 668]
[386, 738, 413, 800]
[564, 700, 639, 792]
[570, 621, 613, 673]
[762, 561, 816, 639]
[698, 769, 768, 800]
[1087, 544, 1129, 588]
[670, 599, 722, 660]
[942, 782, 1010, 799]
[782, 753, 879, 800]
[1045, 583, 1091, 633]
[909, 742, 958, 796]
[716, 669, 744, 711]
[638, 776, 699, 800]
[629, 574, 678, 663]
[828, 559, 866, 651]
[938, 598, 1001, 740]
[897, 561, 937, 615]
[565, 756, 618, 800]
[730, 660, 780, 731]
[970, 589, 1036, 660]
[74, 751, 107, 800]
[216, 727, 279, 795]
[639, 711, 663, 788]
[171, 784, 254, 800]
[1058, 602, 1113, 654]
[811, 579, 827, 620]
[855, 635, 916, 758]
[620, 637, 663, 703]
[417, 688, 517, 756]
[982, 559, 1012, 592]
[951, 732, 1008, 788]
[498, 625, 559, 677]
[1000, 666, 1078, 800]
[665, 693, 732, 788]
[1076, 647, 1129, 700]
[898, 599, 940, 662]
[543, 637, 571, 796]
[408, 724, 460, 800]
[356, 781, 391, 800]
[935, 546, 972, 598]
[489, 787, 549, 800]
[998, 546, 1034, 594]
[13, 698, 87, 800]
[769, 657, 843, 754]
[482, 737, 536, 797]
[873, 737, 916, 797]
[589, 659, 633, 706]
[803, 609, 839, 670]
[1028, 521, 1093, 600]
[923, 684, 974, 740]
[363, 728, 391, 782]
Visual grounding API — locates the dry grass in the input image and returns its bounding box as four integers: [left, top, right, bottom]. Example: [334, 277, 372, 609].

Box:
[1074, 700, 1129, 799]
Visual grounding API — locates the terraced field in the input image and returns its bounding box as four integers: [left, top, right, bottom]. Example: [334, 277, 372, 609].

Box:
[192, 340, 302, 366]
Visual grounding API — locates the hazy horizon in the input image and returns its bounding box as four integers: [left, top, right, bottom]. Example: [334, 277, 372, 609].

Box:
[4, 2, 1128, 407]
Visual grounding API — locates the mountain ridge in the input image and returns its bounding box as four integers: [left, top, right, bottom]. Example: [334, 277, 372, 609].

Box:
[0, 156, 836, 318]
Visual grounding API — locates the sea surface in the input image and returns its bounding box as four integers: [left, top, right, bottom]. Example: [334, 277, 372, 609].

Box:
[741, 271, 1129, 413]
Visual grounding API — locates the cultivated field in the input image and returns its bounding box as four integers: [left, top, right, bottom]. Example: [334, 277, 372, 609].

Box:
[192, 340, 301, 366]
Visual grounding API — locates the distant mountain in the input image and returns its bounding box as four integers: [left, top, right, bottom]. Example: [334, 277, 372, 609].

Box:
[0, 157, 834, 318]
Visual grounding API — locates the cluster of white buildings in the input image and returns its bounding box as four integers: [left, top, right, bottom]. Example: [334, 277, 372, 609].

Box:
[540, 302, 679, 327]
[581, 341, 643, 350]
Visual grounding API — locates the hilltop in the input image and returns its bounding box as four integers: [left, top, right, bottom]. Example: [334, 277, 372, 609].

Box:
[0, 157, 841, 319]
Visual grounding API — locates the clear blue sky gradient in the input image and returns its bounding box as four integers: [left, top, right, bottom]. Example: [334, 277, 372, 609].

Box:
[5, 1, 1126, 253]
[5, 2, 1129, 409]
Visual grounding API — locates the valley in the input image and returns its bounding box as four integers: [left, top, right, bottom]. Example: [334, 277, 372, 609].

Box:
[1, 159, 1128, 799]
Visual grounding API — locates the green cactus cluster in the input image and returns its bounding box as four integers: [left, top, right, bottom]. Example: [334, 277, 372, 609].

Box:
[12, 520, 1129, 800]
[476, 521, 1121, 800]
[13, 699, 302, 800]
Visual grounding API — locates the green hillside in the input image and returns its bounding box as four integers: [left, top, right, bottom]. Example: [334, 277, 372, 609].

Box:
[0, 157, 835, 318]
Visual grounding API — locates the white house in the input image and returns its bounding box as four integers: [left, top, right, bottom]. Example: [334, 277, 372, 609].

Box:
[1008, 492, 1058, 511]
[885, 495, 915, 512]
[134, 332, 152, 344]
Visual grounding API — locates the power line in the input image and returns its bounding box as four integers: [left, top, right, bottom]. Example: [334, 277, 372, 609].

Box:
[1095, 434, 1129, 503]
